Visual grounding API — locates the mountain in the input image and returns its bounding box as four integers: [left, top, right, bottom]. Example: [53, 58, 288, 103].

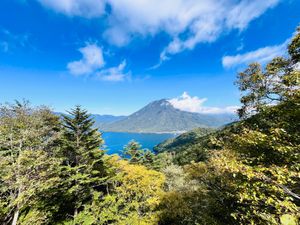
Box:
[101, 99, 237, 133]
[54, 112, 126, 127]
[91, 114, 126, 127]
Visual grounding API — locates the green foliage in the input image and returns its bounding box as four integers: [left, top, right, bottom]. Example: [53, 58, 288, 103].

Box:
[158, 26, 300, 224]
[122, 140, 170, 170]
[0, 103, 167, 224]
[61, 105, 104, 164]
[236, 28, 300, 119]
[0, 27, 299, 225]
[60, 105, 107, 220]
[65, 155, 165, 225]
[155, 126, 229, 165]
[280, 214, 298, 225]
[122, 140, 144, 163]
[154, 127, 215, 153]
[0, 101, 62, 224]
[158, 162, 224, 225]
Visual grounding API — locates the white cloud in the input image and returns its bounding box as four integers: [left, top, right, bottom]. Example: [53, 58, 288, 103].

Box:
[168, 92, 238, 114]
[96, 60, 130, 82]
[222, 39, 288, 68]
[168, 92, 207, 113]
[67, 43, 129, 81]
[36, 0, 280, 63]
[67, 44, 105, 76]
[37, 0, 106, 18]
[104, 0, 280, 63]
[225, 0, 279, 30]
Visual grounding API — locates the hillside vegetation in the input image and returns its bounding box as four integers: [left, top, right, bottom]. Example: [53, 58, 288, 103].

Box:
[154, 126, 237, 165]
[154, 127, 216, 152]
[0, 27, 299, 225]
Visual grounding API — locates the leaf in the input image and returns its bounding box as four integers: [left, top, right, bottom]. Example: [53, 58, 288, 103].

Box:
[280, 214, 298, 225]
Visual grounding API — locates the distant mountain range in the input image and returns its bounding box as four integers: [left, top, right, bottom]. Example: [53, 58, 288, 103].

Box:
[56, 99, 238, 133]
[54, 112, 125, 127]
[91, 114, 126, 127]
[99, 99, 238, 133]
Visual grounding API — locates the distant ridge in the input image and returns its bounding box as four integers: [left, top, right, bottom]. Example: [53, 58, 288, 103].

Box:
[100, 99, 237, 133]
[91, 114, 126, 127]
[54, 112, 126, 127]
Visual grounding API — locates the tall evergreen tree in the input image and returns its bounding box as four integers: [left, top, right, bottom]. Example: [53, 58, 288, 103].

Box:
[61, 106, 106, 220]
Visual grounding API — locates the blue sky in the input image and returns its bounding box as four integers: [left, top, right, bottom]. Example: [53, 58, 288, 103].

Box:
[0, 0, 299, 115]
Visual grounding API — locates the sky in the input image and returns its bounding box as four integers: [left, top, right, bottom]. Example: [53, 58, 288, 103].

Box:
[0, 0, 299, 115]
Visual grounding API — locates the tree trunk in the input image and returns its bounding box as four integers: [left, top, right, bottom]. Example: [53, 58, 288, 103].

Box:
[11, 209, 19, 225]
[12, 142, 22, 225]
[74, 208, 78, 218]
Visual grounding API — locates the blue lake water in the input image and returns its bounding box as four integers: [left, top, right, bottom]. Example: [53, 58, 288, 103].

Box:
[101, 132, 176, 155]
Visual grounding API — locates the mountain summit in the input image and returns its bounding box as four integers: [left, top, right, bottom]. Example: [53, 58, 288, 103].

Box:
[101, 99, 237, 133]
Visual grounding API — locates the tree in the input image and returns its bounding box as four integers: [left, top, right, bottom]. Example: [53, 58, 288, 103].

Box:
[72, 155, 165, 225]
[0, 101, 62, 225]
[62, 106, 104, 166]
[158, 27, 300, 225]
[122, 140, 144, 163]
[140, 149, 156, 168]
[122, 140, 161, 170]
[60, 105, 107, 220]
[236, 28, 299, 118]
[200, 27, 300, 224]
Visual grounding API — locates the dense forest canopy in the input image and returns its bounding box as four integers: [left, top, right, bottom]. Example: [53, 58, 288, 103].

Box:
[0, 28, 299, 225]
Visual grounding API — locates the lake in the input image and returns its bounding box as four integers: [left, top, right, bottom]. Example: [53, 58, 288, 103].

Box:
[101, 132, 176, 155]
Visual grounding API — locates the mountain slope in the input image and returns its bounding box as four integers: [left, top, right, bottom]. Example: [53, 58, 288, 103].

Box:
[154, 123, 239, 165]
[101, 99, 237, 133]
[154, 127, 215, 153]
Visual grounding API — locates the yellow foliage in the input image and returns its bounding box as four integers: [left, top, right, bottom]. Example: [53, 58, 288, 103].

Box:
[102, 155, 165, 224]
[280, 214, 298, 225]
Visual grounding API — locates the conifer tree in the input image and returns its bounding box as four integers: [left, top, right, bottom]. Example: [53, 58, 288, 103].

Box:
[123, 140, 144, 163]
[61, 105, 106, 219]
[123, 140, 157, 169]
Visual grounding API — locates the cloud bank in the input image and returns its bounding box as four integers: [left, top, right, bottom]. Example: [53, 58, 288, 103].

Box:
[37, 0, 280, 63]
[168, 92, 239, 114]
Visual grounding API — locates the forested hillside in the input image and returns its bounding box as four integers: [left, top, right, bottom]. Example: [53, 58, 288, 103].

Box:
[154, 127, 216, 153]
[154, 126, 233, 164]
[0, 28, 299, 225]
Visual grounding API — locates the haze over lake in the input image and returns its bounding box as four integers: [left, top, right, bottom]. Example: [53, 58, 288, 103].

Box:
[101, 132, 176, 155]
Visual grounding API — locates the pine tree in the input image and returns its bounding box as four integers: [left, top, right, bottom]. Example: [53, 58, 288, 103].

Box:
[123, 140, 144, 163]
[61, 105, 106, 220]
[123, 140, 158, 169]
